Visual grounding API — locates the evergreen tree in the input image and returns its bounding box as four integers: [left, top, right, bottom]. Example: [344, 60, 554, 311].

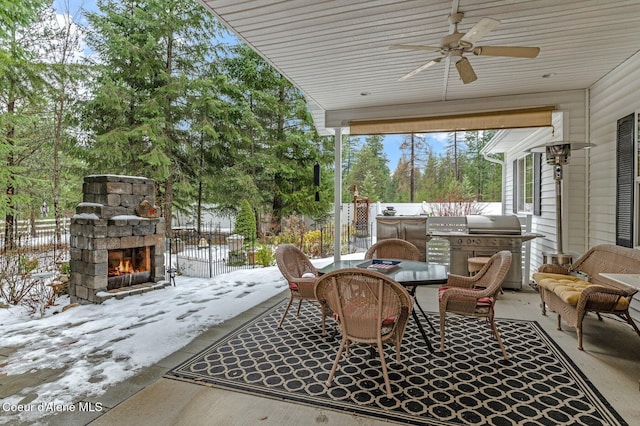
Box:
[465, 130, 501, 201]
[81, 0, 228, 234]
[388, 157, 412, 202]
[343, 135, 390, 202]
[183, 63, 246, 234]
[0, 0, 61, 250]
[221, 44, 333, 231]
[445, 131, 466, 182]
[342, 136, 362, 176]
[43, 4, 86, 246]
[341, 135, 362, 200]
[234, 199, 257, 243]
[399, 133, 427, 202]
[415, 149, 441, 202]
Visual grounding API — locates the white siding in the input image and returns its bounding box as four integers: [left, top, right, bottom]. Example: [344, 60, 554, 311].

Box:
[589, 51, 640, 320]
[589, 52, 640, 246]
[500, 91, 587, 273]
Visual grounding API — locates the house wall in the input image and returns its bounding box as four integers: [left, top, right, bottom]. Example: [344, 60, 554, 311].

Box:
[589, 52, 640, 320]
[588, 51, 640, 245]
[499, 91, 588, 272]
[496, 72, 640, 322]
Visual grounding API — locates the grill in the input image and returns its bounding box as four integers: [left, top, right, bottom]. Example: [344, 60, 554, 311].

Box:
[430, 215, 542, 290]
[466, 215, 522, 235]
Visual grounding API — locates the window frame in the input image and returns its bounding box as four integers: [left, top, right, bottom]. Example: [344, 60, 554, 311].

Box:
[513, 152, 542, 216]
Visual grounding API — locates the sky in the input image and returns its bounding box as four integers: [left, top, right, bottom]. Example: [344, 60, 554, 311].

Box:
[381, 133, 450, 170]
[0, 253, 363, 424]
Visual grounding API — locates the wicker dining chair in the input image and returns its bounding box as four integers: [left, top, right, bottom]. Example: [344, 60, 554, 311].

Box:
[315, 268, 413, 397]
[438, 250, 512, 360]
[365, 238, 423, 294]
[365, 238, 423, 262]
[276, 244, 333, 336]
[275, 244, 331, 335]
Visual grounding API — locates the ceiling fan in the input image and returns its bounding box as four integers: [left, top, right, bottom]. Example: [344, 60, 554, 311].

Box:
[390, 12, 540, 84]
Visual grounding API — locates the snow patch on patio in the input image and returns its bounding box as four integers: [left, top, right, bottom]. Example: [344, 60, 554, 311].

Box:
[0, 254, 360, 424]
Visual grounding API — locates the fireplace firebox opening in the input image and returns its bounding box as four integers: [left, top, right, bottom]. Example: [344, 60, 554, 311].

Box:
[107, 247, 152, 290]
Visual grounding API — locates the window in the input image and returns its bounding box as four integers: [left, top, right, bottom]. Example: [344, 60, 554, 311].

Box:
[517, 154, 534, 212]
[513, 153, 542, 215]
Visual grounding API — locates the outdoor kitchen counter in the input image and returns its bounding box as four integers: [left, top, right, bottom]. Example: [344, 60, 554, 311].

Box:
[429, 231, 544, 290]
[430, 231, 542, 242]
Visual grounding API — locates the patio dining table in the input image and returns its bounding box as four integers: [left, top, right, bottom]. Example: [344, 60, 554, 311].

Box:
[318, 259, 448, 353]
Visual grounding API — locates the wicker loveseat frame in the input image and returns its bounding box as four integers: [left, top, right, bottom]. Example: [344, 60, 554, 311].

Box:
[532, 244, 640, 350]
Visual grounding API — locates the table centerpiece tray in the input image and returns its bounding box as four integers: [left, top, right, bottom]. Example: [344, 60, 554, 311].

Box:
[356, 259, 401, 273]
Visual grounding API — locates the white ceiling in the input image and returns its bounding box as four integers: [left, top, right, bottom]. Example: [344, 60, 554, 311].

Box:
[199, 0, 640, 134]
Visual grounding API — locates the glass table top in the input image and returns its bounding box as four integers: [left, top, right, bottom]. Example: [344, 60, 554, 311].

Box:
[318, 259, 448, 286]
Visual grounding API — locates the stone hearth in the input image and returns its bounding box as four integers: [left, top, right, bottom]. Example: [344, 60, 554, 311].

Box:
[69, 175, 168, 304]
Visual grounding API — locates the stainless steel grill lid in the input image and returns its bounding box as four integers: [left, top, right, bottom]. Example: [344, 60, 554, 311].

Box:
[465, 215, 521, 235]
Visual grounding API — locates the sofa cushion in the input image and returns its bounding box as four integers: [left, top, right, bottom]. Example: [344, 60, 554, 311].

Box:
[533, 272, 629, 309]
[532, 272, 585, 283]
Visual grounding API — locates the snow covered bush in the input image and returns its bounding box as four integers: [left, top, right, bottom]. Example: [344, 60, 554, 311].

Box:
[0, 252, 40, 305]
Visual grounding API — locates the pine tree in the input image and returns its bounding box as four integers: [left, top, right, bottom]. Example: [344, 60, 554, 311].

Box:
[234, 199, 257, 243]
[220, 44, 333, 231]
[399, 133, 427, 202]
[0, 1, 60, 250]
[464, 130, 501, 201]
[343, 135, 391, 202]
[81, 0, 228, 235]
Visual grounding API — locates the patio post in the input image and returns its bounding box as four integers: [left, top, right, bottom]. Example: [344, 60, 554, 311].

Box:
[333, 127, 343, 261]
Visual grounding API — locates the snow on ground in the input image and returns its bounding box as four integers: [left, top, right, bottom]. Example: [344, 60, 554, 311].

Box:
[0, 254, 362, 424]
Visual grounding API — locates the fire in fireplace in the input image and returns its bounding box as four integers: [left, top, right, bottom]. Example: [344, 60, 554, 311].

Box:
[108, 247, 152, 290]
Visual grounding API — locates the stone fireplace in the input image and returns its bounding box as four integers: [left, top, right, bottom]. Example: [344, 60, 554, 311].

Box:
[69, 175, 168, 304]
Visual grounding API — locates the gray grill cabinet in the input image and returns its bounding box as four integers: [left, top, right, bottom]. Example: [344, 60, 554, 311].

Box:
[375, 216, 431, 261]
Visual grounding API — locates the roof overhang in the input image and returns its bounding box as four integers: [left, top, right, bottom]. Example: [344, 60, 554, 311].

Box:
[198, 1, 640, 135]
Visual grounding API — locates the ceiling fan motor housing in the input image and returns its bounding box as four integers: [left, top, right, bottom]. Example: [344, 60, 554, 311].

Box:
[442, 32, 467, 50]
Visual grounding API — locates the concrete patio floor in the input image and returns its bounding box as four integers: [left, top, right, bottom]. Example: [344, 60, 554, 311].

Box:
[32, 285, 640, 425]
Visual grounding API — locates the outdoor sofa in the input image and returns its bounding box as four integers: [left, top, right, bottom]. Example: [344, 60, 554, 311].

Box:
[532, 244, 640, 350]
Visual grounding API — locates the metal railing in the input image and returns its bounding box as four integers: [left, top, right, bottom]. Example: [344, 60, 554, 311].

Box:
[166, 232, 258, 279]
[0, 218, 71, 254]
[0, 216, 374, 279]
[167, 222, 374, 279]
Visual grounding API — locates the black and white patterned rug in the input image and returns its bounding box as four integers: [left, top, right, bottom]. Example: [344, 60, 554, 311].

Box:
[165, 299, 626, 426]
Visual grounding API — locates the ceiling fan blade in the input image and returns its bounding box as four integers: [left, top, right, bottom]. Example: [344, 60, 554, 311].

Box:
[473, 45, 540, 58]
[459, 17, 500, 46]
[389, 44, 442, 52]
[455, 57, 477, 84]
[398, 58, 442, 81]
